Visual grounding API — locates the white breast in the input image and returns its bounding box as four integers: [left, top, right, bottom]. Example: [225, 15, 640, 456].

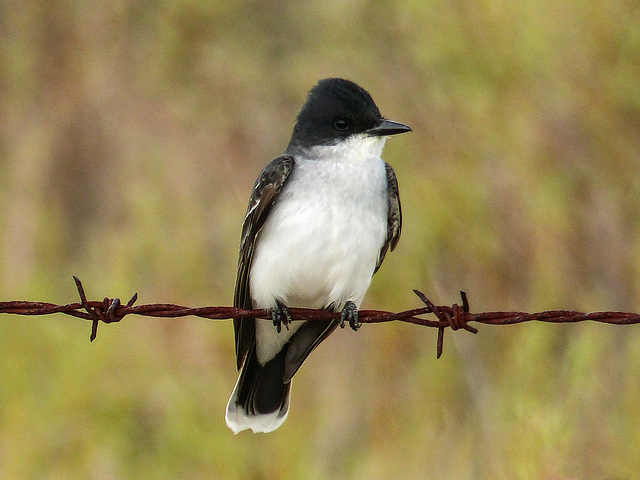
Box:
[249, 135, 389, 364]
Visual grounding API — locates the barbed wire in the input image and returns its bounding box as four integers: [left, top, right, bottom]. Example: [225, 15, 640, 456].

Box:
[1, 276, 639, 358]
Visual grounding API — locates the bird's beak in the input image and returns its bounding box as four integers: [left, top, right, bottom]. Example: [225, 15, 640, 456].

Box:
[367, 119, 412, 137]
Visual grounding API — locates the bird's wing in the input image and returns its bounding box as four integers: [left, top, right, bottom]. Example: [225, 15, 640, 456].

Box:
[233, 155, 295, 370]
[374, 162, 402, 273]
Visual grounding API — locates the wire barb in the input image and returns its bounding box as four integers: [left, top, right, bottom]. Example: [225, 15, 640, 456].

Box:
[413, 289, 477, 358]
[2, 277, 640, 357]
[72, 276, 138, 341]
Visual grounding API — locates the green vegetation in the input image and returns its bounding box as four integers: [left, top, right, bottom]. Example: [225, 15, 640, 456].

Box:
[1, 0, 640, 478]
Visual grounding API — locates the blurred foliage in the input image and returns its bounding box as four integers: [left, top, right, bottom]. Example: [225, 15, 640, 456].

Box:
[1, 0, 640, 478]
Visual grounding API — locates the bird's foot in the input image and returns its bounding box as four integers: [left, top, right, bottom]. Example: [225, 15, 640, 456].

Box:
[272, 300, 292, 333]
[339, 301, 360, 331]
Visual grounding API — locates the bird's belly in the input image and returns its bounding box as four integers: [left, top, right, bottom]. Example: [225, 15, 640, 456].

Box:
[248, 159, 388, 365]
[251, 205, 386, 310]
[249, 169, 388, 311]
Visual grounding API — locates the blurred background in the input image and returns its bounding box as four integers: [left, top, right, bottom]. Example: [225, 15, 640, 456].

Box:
[1, 0, 640, 478]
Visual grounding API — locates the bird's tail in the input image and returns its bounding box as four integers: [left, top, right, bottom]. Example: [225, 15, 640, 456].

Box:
[225, 345, 291, 434]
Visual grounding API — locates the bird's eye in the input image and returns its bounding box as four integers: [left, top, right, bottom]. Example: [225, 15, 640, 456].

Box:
[333, 118, 350, 132]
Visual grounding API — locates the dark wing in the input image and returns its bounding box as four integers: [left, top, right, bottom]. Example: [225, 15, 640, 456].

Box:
[233, 155, 295, 369]
[374, 162, 402, 273]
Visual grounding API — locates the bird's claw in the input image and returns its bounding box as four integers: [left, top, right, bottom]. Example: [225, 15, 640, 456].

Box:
[339, 301, 360, 331]
[272, 300, 291, 333]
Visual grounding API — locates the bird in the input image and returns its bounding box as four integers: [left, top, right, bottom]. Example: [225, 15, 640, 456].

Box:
[225, 78, 411, 434]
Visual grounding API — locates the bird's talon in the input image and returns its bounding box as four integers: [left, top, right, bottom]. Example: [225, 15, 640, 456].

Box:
[272, 300, 291, 333]
[340, 301, 360, 331]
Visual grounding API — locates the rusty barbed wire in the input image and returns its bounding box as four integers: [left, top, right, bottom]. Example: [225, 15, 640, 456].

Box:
[1, 276, 640, 358]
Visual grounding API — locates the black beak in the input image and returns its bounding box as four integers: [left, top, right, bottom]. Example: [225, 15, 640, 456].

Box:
[367, 119, 412, 137]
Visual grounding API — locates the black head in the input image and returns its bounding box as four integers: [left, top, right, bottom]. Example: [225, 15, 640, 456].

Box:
[287, 78, 411, 152]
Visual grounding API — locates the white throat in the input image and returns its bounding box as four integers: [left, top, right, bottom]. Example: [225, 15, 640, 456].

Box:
[306, 134, 387, 164]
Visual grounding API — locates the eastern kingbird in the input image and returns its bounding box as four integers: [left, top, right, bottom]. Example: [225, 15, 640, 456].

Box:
[225, 78, 411, 434]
